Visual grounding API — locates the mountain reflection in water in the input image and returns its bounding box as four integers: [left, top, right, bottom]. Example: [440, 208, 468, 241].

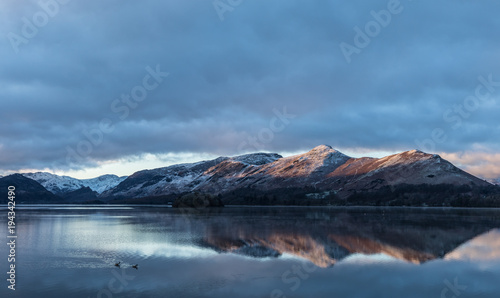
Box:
[2, 205, 500, 298]
[183, 207, 500, 267]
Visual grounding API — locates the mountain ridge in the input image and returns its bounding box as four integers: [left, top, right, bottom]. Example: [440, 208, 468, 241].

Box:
[99, 145, 493, 205]
[2, 145, 498, 206]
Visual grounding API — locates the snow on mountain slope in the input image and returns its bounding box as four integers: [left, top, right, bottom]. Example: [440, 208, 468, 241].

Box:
[230, 153, 282, 165]
[257, 145, 350, 178]
[195, 145, 351, 194]
[22, 172, 126, 194]
[101, 153, 283, 198]
[23, 172, 83, 194]
[100, 157, 227, 198]
[80, 175, 128, 194]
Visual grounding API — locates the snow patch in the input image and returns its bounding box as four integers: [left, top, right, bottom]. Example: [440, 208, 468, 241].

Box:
[23, 172, 127, 194]
[230, 153, 282, 165]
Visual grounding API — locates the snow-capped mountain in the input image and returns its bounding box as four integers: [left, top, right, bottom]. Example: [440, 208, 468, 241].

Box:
[197, 145, 351, 194]
[100, 145, 491, 200]
[101, 153, 283, 198]
[81, 174, 128, 194]
[22, 172, 127, 194]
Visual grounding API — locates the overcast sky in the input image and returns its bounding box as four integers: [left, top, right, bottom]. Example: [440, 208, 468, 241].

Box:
[1, 0, 500, 179]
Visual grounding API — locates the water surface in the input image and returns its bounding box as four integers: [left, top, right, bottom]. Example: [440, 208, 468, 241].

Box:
[1, 205, 500, 297]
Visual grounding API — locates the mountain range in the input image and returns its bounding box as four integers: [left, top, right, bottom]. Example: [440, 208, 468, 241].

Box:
[1, 145, 498, 206]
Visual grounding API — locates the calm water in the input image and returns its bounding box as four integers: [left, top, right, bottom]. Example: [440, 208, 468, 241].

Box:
[1, 205, 500, 298]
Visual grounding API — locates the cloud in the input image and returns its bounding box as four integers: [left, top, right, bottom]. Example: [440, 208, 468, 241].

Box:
[1, 0, 500, 177]
[441, 152, 500, 181]
[445, 229, 500, 261]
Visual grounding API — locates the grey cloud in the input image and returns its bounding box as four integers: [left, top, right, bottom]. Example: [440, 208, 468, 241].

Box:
[1, 0, 500, 173]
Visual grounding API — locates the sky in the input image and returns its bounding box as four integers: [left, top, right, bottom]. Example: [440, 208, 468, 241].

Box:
[1, 0, 499, 179]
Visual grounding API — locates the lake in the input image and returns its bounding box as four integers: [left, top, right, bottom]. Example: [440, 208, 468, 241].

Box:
[1, 205, 500, 297]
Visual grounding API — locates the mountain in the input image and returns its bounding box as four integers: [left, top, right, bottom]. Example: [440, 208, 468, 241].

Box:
[22, 172, 127, 195]
[198, 145, 351, 194]
[323, 149, 489, 196]
[0, 174, 61, 203]
[198, 147, 489, 196]
[101, 153, 282, 199]
[101, 145, 492, 205]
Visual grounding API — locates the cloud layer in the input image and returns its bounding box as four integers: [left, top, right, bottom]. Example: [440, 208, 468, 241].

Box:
[1, 0, 499, 177]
